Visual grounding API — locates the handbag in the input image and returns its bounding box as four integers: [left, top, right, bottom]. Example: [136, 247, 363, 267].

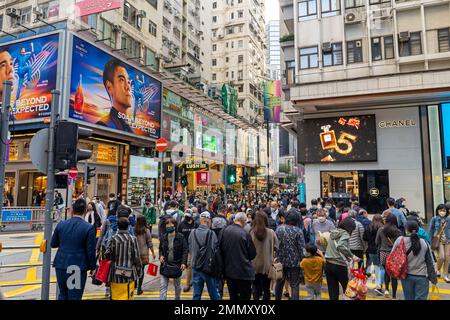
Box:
[160, 262, 182, 278]
[114, 265, 134, 279]
[95, 259, 111, 283]
[147, 262, 159, 276]
[431, 221, 447, 251]
[268, 235, 283, 281]
[91, 268, 103, 286]
[429, 284, 441, 300]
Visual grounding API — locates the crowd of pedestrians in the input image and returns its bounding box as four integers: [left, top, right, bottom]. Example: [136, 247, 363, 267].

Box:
[46, 188, 450, 301]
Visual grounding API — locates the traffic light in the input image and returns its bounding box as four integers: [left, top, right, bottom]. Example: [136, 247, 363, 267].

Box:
[227, 166, 236, 185]
[54, 121, 93, 171]
[86, 166, 96, 185]
[242, 172, 250, 186]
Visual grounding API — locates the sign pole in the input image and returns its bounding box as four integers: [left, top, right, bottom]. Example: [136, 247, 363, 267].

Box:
[159, 151, 164, 211]
[41, 89, 60, 300]
[0, 80, 12, 220]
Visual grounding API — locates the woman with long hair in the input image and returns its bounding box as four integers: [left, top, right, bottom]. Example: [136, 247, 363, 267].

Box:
[250, 211, 279, 300]
[134, 214, 156, 295]
[393, 220, 437, 300]
[85, 202, 102, 229]
[376, 212, 401, 299]
[428, 204, 450, 282]
[363, 213, 384, 295]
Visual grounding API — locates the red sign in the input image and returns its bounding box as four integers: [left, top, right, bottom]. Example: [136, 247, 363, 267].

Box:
[75, 0, 122, 17]
[156, 138, 169, 152]
[68, 168, 78, 180]
[197, 171, 210, 185]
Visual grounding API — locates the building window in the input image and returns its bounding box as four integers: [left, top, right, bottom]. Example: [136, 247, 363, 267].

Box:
[227, 27, 234, 34]
[213, 44, 217, 51]
[149, 20, 157, 37]
[369, 0, 390, 4]
[238, 10, 243, 18]
[238, 55, 244, 63]
[231, 41, 234, 48]
[371, 37, 382, 61]
[238, 70, 243, 80]
[238, 40, 243, 48]
[398, 32, 422, 57]
[347, 40, 363, 64]
[238, 85, 244, 92]
[298, 0, 317, 19]
[212, 73, 217, 81]
[0, 15, 3, 30]
[123, 1, 142, 29]
[213, 2, 217, 9]
[212, 58, 217, 66]
[299, 46, 319, 69]
[438, 28, 450, 52]
[20, 6, 32, 24]
[146, 0, 158, 9]
[345, 0, 364, 8]
[213, 16, 217, 23]
[238, 0, 243, 3]
[384, 35, 394, 59]
[285, 61, 295, 84]
[145, 48, 158, 71]
[321, 0, 340, 17]
[121, 33, 141, 57]
[323, 42, 343, 66]
[231, 71, 234, 78]
[98, 19, 116, 48]
[231, 12, 234, 19]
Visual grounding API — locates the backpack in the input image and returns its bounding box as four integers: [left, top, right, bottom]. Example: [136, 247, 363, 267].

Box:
[193, 230, 223, 279]
[385, 237, 413, 280]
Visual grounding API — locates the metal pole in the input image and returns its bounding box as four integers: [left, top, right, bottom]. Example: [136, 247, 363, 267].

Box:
[0, 80, 12, 219]
[83, 161, 88, 199]
[41, 89, 60, 300]
[159, 151, 164, 210]
[256, 131, 259, 194]
[224, 134, 228, 204]
[266, 120, 271, 195]
[171, 161, 176, 195]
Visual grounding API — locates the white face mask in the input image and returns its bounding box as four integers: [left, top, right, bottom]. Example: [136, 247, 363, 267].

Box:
[439, 211, 447, 217]
[318, 217, 326, 223]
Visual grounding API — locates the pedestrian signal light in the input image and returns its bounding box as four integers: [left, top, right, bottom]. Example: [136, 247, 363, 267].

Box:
[227, 166, 237, 185]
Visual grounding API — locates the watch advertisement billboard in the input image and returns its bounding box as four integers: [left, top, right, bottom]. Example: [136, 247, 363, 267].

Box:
[298, 115, 377, 163]
[68, 36, 162, 140]
[0, 33, 59, 121]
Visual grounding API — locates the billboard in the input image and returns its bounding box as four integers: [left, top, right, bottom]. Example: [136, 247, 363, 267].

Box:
[69, 36, 162, 140]
[0, 33, 59, 121]
[75, 0, 122, 17]
[263, 80, 281, 123]
[298, 115, 377, 163]
[129, 156, 158, 178]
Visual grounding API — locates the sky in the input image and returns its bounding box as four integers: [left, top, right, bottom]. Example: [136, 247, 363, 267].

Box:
[265, 0, 280, 22]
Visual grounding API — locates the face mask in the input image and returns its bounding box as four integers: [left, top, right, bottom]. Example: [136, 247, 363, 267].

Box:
[166, 226, 175, 233]
[185, 217, 192, 222]
[326, 205, 332, 209]
[439, 211, 447, 217]
[318, 217, 326, 223]
[109, 198, 114, 201]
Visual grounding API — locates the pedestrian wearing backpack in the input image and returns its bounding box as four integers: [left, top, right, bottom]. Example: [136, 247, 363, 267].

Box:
[392, 220, 437, 300]
[376, 212, 401, 299]
[221, 212, 257, 300]
[188, 211, 221, 300]
[428, 204, 450, 282]
[159, 217, 188, 300]
[178, 209, 199, 292]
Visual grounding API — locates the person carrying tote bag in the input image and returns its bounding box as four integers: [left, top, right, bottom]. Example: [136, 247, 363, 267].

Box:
[105, 217, 142, 300]
[428, 204, 450, 282]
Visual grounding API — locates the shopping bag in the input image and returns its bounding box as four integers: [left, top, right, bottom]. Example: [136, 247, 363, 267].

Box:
[96, 228, 101, 238]
[344, 268, 368, 300]
[429, 284, 441, 300]
[95, 259, 111, 283]
[147, 262, 159, 276]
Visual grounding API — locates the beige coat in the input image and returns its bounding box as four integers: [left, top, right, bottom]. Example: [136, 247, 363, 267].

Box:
[250, 228, 279, 275]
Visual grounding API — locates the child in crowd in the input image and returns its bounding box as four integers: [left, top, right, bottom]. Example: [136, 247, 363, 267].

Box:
[300, 243, 325, 300]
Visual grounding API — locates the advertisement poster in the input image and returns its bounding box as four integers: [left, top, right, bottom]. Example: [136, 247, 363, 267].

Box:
[197, 171, 210, 185]
[69, 36, 162, 139]
[264, 80, 281, 123]
[129, 156, 158, 178]
[0, 34, 59, 121]
[298, 115, 377, 163]
[75, 0, 123, 17]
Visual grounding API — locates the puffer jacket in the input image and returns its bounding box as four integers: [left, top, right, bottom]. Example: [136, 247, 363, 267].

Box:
[349, 219, 366, 251]
[325, 228, 354, 267]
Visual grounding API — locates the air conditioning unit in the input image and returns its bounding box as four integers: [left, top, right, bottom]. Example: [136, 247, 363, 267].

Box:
[33, 7, 45, 18]
[112, 24, 122, 32]
[138, 10, 146, 18]
[380, 8, 392, 20]
[344, 11, 363, 24]
[399, 31, 410, 42]
[6, 7, 20, 18]
[322, 42, 332, 53]
[372, 37, 380, 44]
[355, 40, 362, 47]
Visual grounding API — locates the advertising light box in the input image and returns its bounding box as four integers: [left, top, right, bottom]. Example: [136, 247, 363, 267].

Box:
[129, 156, 158, 178]
[298, 115, 377, 163]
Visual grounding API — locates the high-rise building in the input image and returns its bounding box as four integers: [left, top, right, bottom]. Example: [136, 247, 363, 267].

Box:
[210, 0, 267, 124]
[266, 19, 280, 80]
[280, 0, 450, 218]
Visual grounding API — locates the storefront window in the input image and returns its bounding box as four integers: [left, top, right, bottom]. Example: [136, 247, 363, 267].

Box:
[428, 105, 445, 207]
[441, 103, 450, 202]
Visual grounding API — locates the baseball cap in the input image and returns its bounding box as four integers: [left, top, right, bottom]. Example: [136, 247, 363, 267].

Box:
[200, 211, 211, 219]
[184, 209, 193, 218]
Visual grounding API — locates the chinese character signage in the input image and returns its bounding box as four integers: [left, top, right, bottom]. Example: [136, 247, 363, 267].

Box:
[0, 34, 59, 121]
[69, 36, 162, 140]
[1, 209, 32, 222]
[75, 0, 122, 17]
[298, 115, 377, 163]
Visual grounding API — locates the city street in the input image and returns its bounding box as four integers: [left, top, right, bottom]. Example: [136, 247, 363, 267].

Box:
[1, 229, 450, 300]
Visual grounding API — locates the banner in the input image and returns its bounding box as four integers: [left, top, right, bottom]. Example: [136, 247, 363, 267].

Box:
[263, 80, 281, 123]
[69, 36, 162, 139]
[0, 34, 59, 121]
[75, 0, 122, 17]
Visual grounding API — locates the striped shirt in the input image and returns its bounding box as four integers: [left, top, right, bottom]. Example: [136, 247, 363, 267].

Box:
[105, 230, 142, 283]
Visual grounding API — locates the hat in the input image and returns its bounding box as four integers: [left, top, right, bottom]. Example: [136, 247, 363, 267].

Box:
[184, 209, 193, 218]
[200, 211, 211, 219]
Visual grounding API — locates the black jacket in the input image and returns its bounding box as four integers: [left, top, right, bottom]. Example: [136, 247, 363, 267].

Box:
[159, 233, 188, 267]
[220, 224, 257, 281]
[363, 225, 379, 254]
[178, 220, 198, 242]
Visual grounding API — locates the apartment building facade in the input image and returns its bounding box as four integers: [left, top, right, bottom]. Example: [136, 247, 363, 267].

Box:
[280, 0, 450, 220]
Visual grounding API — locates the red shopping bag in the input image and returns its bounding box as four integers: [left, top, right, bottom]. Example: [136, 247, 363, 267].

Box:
[147, 262, 159, 276]
[95, 259, 111, 283]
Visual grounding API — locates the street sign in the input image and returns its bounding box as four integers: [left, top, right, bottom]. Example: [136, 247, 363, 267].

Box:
[30, 128, 49, 174]
[156, 138, 169, 152]
[1, 209, 32, 222]
[68, 167, 78, 180]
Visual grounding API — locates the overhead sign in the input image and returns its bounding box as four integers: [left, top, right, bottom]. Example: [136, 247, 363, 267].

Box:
[0, 34, 59, 122]
[185, 163, 209, 171]
[75, 0, 122, 17]
[1, 209, 32, 222]
[68, 36, 162, 140]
